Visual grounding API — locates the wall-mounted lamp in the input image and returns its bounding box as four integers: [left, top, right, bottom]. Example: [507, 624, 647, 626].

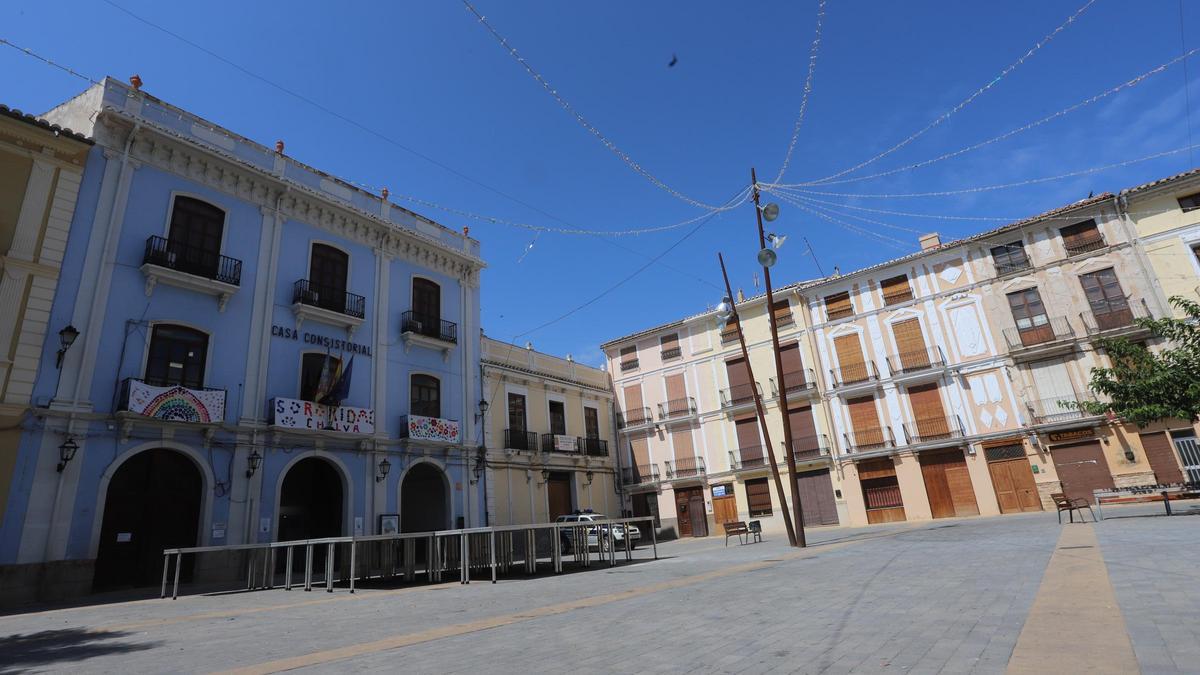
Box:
[376, 457, 392, 483]
[1123, 448, 1136, 462]
[56, 437, 79, 472]
[585, 470, 594, 485]
[56, 325, 79, 369]
[475, 399, 489, 421]
[245, 449, 262, 478]
[541, 469, 551, 482]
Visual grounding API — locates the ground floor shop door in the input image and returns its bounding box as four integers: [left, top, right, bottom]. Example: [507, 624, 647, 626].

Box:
[674, 486, 707, 537]
[1139, 432, 1184, 485]
[1050, 440, 1114, 504]
[1171, 432, 1200, 483]
[858, 458, 906, 524]
[547, 472, 573, 519]
[796, 469, 839, 526]
[711, 484, 738, 526]
[919, 449, 979, 519]
[985, 444, 1042, 513]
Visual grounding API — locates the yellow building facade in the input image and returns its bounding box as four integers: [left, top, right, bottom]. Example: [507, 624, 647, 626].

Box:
[481, 337, 619, 525]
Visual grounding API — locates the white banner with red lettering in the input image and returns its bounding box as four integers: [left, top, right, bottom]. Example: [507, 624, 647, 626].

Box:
[271, 397, 375, 434]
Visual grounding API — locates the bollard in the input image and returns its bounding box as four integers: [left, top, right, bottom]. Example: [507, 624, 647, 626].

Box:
[304, 544, 313, 591]
[651, 518, 658, 560]
[285, 546, 294, 591]
[172, 553, 182, 599]
[490, 531, 497, 584]
[325, 543, 334, 592]
[1164, 491, 1173, 516]
[349, 541, 357, 594]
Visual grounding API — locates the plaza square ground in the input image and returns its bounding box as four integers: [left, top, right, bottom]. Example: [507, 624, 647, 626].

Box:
[0, 504, 1197, 674]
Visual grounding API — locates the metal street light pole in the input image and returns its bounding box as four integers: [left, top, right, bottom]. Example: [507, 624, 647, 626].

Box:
[717, 253, 798, 547]
[750, 167, 807, 547]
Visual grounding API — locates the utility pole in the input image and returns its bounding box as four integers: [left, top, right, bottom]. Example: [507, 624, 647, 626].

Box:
[717, 253, 798, 547]
[750, 167, 807, 547]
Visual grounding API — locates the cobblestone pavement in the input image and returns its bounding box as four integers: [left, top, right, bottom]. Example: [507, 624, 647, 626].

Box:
[0, 504, 1196, 674]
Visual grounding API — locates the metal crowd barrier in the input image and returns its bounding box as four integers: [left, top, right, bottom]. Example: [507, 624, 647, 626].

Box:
[160, 517, 656, 600]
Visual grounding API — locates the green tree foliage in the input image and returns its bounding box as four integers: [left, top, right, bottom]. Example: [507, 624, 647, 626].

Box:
[1075, 296, 1200, 427]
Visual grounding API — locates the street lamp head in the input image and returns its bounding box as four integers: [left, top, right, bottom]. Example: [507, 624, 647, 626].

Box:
[57, 437, 79, 472]
[376, 457, 392, 483]
[757, 248, 778, 268]
[478, 399, 489, 415]
[715, 296, 733, 322]
[761, 202, 780, 222]
[245, 449, 262, 478]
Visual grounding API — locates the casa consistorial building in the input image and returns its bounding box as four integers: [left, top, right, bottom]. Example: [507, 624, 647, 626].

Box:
[0, 77, 486, 603]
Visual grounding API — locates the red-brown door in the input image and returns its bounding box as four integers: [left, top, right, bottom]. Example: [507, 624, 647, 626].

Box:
[1139, 432, 1184, 484]
[1050, 441, 1114, 504]
[674, 486, 706, 537]
[919, 449, 979, 518]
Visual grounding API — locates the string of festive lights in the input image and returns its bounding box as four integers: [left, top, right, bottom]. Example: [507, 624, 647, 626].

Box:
[768, 46, 1200, 188]
[0, 37, 99, 85]
[770, 0, 827, 185]
[769, 190, 925, 234]
[803, 0, 1098, 186]
[459, 0, 725, 212]
[775, 193, 914, 251]
[778, 144, 1200, 199]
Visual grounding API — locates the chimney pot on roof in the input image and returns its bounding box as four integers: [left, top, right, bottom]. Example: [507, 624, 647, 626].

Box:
[833, 266, 840, 277]
[381, 187, 389, 200]
[567, 354, 573, 362]
[737, 288, 745, 303]
[275, 140, 285, 154]
[463, 226, 470, 237]
[525, 341, 533, 350]
[919, 232, 941, 251]
[129, 74, 143, 91]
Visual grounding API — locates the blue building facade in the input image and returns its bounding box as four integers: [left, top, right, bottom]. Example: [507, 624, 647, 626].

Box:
[0, 79, 486, 598]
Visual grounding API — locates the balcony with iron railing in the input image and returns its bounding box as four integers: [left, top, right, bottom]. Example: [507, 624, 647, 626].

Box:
[664, 456, 706, 479]
[770, 367, 818, 400]
[118, 377, 227, 424]
[400, 310, 457, 344]
[729, 446, 769, 471]
[616, 407, 654, 430]
[828, 361, 881, 392]
[141, 236, 242, 310]
[994, 258, 1032, 277]
[1081, 298, 1151, 336]
[902, 415, 965, 446]
[787, 434, 833, 462]
[843, 427, 895, 453]
[1063, 234, 1107, 257]
[620, 464, 661, 485]
[657, 397, 698, 421]
[882, 286, 914, 307]
[541, 432, 581, 454]
[719, 382, 763, 410]
[773, 309, 795, 328]
[1028, 396, 1099, 426]
[620, 358, 640, 372]
[885, 347, 947, 382]
[720, 327, 740, 344]
[660, 346, 682, 361]
[826, 305, 854, 322]
[1002, 316, 1076, 356]
[578, 437, 609, 457]
[293, 279, 366, 321]
[399, 414, 462, 444]
[504, 428, 538, 451]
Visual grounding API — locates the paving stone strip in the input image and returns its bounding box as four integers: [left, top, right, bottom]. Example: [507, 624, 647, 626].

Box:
[1006, 523, 1138, 674]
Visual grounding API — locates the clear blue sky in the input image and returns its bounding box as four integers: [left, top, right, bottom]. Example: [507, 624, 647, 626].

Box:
[2, 1, 1196, 366]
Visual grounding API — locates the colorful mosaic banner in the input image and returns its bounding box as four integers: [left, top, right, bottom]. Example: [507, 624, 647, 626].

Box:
[404, 414, 461, 443]
[271, 397, 375, 434]
[125, 380, 226, 423]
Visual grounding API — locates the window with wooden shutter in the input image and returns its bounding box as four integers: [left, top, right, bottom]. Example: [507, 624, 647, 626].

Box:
[778, 342, 807, 393]
[847, 396, 884, 448]
[663, 373, 691, 417]
[671, 428, 695, 462]
[621, 384, 648, 426]
[890, 318, 930, 371]
[660, 333, 681, 360]
[1178, 191, 1200, 213]
[772, 299, 794, 327]
[825, 291, 853, 321]
[990, 241, 1030, 275]
[788, 406, 821, 458]
[735, 417, 763, 466]
[619, 345, 639, 372]
[724, 358, 754, 405]
[880, 274, 913, 306]
[745, 477, 773, 516]
[1007, 288, 1053, 346]
[833, 334, 869, 384]
[908, 383, 950, 441]
[1059, 219, 1105, 256]
[720, 316, 739, 344]
[1079, 268, 1131, 330]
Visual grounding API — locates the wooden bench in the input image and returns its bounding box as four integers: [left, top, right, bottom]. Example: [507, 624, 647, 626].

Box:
[747, 520, 763, 544]
[1051, 492, 1095, 524]
[722, 521, 748, 546]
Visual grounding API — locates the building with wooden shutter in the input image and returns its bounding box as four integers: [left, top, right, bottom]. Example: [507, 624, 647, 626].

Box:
[481, 337, 618, 526]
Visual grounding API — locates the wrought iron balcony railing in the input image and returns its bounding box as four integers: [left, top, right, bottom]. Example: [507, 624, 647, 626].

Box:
[504, 428, 538, 451]
[293, 279, 366, 319]
[729, 447, 768, 471]
[1064, 234, 1106, 257]
[885, 347, 946, 377]
[1028, 396, 1096, 425]
[400, 310, 457, 343]
[118, 377, 227, 423]
[720, 328, 740, 344]
[620, 358, 640, 372]
[620, 464, 661, 485]
[658, 397, 698, 420]
[660, 346, 682, 361]
[773, 310, 795, 328]
[143, 235, 242, 286]
[843, 427, 895, 452]
[994, 259, 1032, 276]
[664, 456, 706, 479]
[882, 286, 914, 306]
[770, 367, 818, 398]
[1003, 316, 1074, 350]
[541, 433, 581, 454]
[787, 434, 832, 461]
[616, 407, 653, 429]
[829, 361, 880, 388]
[902, 415, 964, 445]
[578, 437, 609, 457]
[719, 382, 763, 408]
[1081, 299, 1150, 335]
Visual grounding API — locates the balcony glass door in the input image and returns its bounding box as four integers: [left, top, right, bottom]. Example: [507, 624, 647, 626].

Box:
[145, 324, 208, 388]
[1079, 268, 1130, 330]
[167, 197, 223, 278]
[309, 244, 348, 313]
[1007, 288, 1052, 346]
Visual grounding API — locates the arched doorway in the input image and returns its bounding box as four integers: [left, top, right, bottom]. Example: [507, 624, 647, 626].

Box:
[93, 449, 203, 590]
[278, 457, 344, 541]
[401, 463, 449, 532]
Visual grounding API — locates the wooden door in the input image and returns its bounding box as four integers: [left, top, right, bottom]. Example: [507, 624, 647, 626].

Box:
[674, 487, 703, 537]
[834, 334, 867, 383]
[689, 496, 709, 537]
[1007, 289, 1053, 345]
[919, 450, 979, 518]
[988, 458, 1043, 513]
[796, 469, 840, 526]
[891, 318, 929, 371]
[547, 472, 573, 519]
[858, 458, 906, 523]
[1050, 441, 1114, 504]
[1139, 432, 1184, 484]
[712, 494, 738, 526]
[908, 384, 950, 439]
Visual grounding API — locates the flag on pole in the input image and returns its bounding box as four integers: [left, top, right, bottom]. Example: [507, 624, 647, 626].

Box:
[313, 348, 336, 403]
[324, 354, 354, 406]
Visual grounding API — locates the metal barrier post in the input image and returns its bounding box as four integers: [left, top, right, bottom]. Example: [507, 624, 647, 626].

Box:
[161, 553, 170, 599]
[349, 541, 357, 594]
[651, 519, 658, 560]
[428, 535, 437, 582]
[304, 544, 313, 591]
[624, 522, 631, 561]
[246, 549, 255, 590]
[609, 524, 616, 567]
[1164, 491, 1173, 516]
[461, 531, 470, 584]
[263, 549, 271, 589]
[285, 546, 294, 591]
[553, 524, 561, 573]
[326, 543, 335, 592]
[172, 553, 182, 599]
